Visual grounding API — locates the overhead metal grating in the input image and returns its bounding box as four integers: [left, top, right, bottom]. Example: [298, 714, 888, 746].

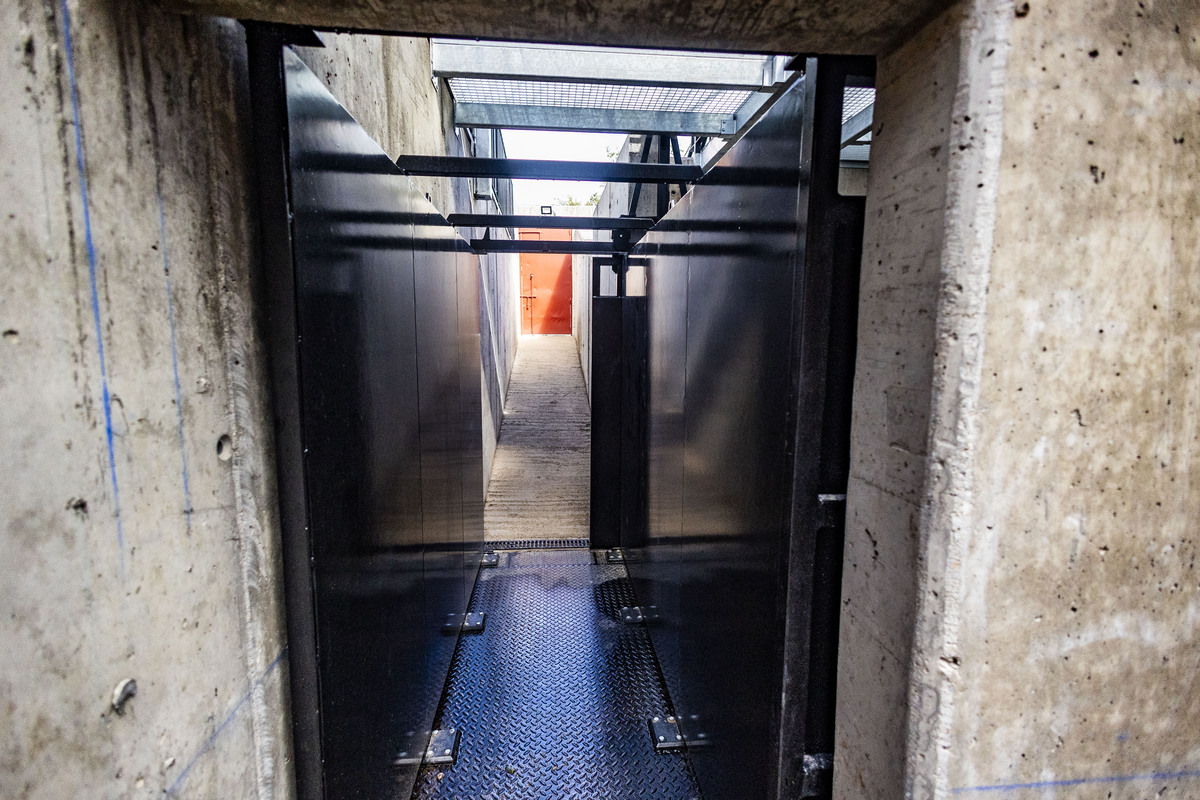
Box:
[432, 39, 797, 139]
[447, 79, 753, 115]
[842, 87, 875, 123]
[840, 87, 876, 165]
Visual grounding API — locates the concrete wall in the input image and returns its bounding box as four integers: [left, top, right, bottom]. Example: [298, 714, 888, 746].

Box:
[571, 250, 592, 402]
[0, 11, 505, 799]
[834, 4, 968, 795]
[933, 0, 1200, 794]
[839, 0, 1200, 797]
[0, 2, 290, 798]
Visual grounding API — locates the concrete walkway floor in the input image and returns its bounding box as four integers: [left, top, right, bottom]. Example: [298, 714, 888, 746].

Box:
[485, 335, 590, 542]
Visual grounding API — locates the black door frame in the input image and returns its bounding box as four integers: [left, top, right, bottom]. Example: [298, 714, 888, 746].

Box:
[774, 55, 874, 799]
[246, 24, 872, 799]
[245, 23, 327, 800]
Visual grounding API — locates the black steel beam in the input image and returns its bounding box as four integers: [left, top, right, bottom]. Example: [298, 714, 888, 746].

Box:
[396, 155, 701, 183]
[448, 214, 653, 230]
[471, 239, 618, 255]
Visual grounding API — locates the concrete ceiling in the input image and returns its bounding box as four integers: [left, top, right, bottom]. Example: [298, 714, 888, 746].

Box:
[155, 0, 955, 55]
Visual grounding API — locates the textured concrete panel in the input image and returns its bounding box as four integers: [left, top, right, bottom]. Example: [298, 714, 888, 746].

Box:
[834, 3, 964, 796]
[291, 34, 460, 216]
[156, 0, 956, 57]
[945, 0, 1200, 795]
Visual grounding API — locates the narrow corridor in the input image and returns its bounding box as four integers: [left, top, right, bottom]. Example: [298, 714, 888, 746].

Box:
[408, 334, 701, 800]
[484, 335, 591, 543]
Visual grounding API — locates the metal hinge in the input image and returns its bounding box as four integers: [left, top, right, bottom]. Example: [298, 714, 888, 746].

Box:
[802, 752, 833, 797]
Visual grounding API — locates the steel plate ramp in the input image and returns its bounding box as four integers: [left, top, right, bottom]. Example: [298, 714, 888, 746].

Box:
[409, 549, 702, 799]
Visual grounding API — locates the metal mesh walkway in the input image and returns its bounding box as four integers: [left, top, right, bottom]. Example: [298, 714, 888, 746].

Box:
[410, 550, 702, 800]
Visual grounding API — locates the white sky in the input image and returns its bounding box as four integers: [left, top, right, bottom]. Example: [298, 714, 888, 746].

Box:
[501, 129, 628, 209]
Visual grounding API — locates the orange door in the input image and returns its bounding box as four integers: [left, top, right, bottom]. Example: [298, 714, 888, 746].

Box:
[518, 228, 573, 334]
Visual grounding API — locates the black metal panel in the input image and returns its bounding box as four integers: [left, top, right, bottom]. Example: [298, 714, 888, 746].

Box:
[456, 245, 485, 613]
[244, 25, 323, 800]
[675, 80, 801, 800]
[619, 296, 649, 547]
[631, 60, 870, 800]
[282, 50, 483, 800]
[589, 297, 623, 548]
[777, 58, 873, 800]
[632, 208, 686, 730]
[590, 295, 649, 550]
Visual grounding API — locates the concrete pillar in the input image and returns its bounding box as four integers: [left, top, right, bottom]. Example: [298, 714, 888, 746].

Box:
[0, 2, 291, 797]
[839, 0, 1200, 796]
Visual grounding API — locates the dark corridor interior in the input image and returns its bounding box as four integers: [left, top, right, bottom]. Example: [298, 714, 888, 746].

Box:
[253, 28, 869, 800]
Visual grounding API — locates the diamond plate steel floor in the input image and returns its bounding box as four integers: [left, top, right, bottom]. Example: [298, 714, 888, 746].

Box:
[410, 550, 703, 800]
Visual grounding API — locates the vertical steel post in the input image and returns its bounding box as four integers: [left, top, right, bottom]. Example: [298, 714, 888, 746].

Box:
[244, 22, 324, 800]
[774, 55, 875, 800]
[656, 133, 670, 218]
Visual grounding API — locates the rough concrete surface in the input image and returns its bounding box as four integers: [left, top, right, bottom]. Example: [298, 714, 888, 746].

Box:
[841, 0, 1200, 796]
[834, 2, 966, 796]
[0, 2, 289, 798]
[484, 335, 590, 542]
[155, 0, 958, 57]
[943, 0, 1200, 795]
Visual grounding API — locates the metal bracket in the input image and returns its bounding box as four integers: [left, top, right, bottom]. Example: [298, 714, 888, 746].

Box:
[425, 728, 461, 765]
[621, 605, 660, 625]
[649, 716, 685, 752]
[443, 611, 487, 633]
[817, 493, 847, 529]
[606, 548, 625, 563]
[801, 752, 833, 797]
[481, 551, 499, 568]
[393, 728, 461, 767]
[620, 606, 645, 624]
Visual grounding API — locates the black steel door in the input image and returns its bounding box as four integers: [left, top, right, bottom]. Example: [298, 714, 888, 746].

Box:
[248, 30, 484, 800]
[629, 55, 873, 800]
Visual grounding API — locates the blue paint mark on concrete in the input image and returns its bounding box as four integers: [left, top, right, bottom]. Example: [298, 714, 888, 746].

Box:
[952, 768, 1200, 793]
[156, 188, 193, 534]
[60, 0, 124, 573]
[165, 647, 288, 796]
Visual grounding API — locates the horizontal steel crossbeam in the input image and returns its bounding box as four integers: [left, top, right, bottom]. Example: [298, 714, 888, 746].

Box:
[395, 155, 702, 183]
[841, 102, 874, 148]
[449, 214, 653, 230]
[470, 239, 618, 255]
